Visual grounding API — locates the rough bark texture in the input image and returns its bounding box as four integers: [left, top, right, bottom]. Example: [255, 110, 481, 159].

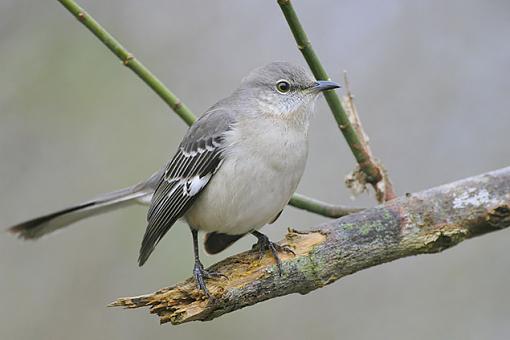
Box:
[110, 167, 510, 325]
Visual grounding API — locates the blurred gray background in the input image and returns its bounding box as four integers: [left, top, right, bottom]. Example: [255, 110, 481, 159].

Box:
[1, 1, 509, 339]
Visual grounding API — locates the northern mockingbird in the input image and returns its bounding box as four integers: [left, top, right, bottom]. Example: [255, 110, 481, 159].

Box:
[8, 62, 340, 297]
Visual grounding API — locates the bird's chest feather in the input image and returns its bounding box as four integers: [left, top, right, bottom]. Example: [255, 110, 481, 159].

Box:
[222, 118, 309, 208]
[228, 119, 308, 172]
[185, 119, 308, 234]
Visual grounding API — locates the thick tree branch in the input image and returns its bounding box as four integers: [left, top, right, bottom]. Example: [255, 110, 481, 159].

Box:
[56, 0, 360, 219]
[110, 167, 510, 324]
[277, 0, 396, 202]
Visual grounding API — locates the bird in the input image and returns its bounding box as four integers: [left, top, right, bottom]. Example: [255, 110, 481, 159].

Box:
[7, 62, 340, 297]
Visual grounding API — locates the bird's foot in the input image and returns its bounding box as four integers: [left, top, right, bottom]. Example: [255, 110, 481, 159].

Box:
[192, 260, 227, 299]
[251, 231, 295, 275]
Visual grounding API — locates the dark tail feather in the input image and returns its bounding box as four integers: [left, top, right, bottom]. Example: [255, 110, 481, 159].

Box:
[7, 184, 152, 240]
[204, 232, 246, 254]
[8, 202, 96, 239]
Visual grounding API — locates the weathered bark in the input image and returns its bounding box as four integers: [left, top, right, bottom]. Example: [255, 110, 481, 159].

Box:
[110, 167, 510, 325]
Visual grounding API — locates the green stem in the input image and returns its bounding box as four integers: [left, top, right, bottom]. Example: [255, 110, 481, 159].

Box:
[57, 0, 196, 126]
[289, 193, 362, 218]
[57, 0, 360, 218]
[277, 0, 387, 187]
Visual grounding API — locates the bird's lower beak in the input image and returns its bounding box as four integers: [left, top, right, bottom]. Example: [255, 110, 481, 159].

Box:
[313, 80, 341, 92]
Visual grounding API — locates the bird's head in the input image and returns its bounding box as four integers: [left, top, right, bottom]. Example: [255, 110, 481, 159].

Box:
[238, 62, 340, 125]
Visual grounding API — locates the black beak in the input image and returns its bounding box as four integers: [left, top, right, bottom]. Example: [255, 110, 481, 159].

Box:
[313, 80, 341, 92]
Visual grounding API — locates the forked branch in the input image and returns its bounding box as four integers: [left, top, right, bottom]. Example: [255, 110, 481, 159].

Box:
[278, 0, 396, 202]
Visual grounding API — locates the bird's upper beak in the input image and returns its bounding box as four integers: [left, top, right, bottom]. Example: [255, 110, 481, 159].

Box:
[313, 80, 341, 92]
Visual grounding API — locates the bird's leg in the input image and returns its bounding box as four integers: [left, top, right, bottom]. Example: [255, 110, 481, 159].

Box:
[191, 228, 227, 299]
[251, 230, 295, 275]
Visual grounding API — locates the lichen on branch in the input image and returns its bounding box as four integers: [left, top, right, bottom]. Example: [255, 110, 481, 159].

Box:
[110, 167, 510, 325]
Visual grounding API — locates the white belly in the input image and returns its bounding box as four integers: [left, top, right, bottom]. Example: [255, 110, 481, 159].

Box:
[184, 119, 308, 235]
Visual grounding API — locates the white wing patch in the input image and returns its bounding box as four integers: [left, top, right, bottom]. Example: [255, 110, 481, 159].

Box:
[161, 173, 213, 199]
[184, 174, 212, 196]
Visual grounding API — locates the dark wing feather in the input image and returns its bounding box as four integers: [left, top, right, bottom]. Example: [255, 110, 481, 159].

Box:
[204, 232, 246, 254]
[138, 108, 234, 266]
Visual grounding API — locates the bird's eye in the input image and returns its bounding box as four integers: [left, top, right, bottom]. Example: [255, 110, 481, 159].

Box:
[276, 80, 291, 94]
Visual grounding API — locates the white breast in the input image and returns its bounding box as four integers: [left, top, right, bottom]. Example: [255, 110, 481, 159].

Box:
[184, 118, 308, 235]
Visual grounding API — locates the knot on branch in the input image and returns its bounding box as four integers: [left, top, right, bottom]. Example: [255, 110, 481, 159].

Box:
[122, 53, 134, 66]
[486, 204, 510, 229]
[422, 229, 468, 253]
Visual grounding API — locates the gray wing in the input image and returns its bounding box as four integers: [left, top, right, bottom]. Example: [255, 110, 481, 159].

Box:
[138, 108, 235, 266]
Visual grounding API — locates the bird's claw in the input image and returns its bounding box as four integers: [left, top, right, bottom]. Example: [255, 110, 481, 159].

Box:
[192, 261, 228, 299]
[252, 233, 295, 275]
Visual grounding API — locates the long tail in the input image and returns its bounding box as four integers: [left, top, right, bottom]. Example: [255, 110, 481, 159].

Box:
[7, 171, 161, 240]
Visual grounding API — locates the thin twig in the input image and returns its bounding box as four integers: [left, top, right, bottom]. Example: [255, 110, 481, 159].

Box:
[110, 167, 510, 324]
[56, 0, 359, 218]
[289, 193, 363, 218]
[277, 0, 396, 202]
[342, 71, 396, 202]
